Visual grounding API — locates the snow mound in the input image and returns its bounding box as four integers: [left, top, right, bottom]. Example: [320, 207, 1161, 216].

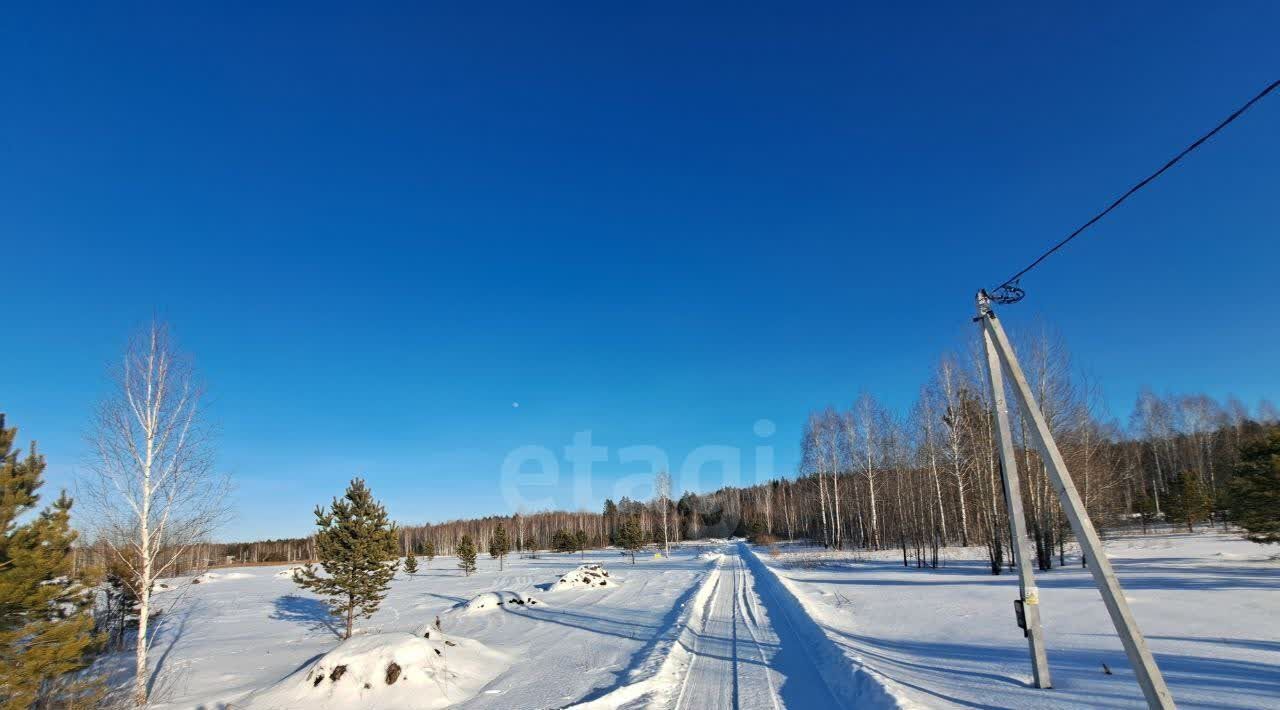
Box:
[243, 631, 509, 710]
[698, 551, 724, 562]
[192, 571, 254, 584]
[275, 565, 306, 579]
[451, 590, 541, 613]
[552, 564, 615, 590]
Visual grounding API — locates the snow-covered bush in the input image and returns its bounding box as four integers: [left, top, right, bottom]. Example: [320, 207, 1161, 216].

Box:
[191, 571, 254, 584]
[242, 631, 509, 709]
[453, 590, 541, 613]
[551, 564, 614, 590]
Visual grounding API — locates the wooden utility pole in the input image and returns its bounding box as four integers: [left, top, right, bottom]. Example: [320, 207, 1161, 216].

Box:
[977, 291, 1175, 709]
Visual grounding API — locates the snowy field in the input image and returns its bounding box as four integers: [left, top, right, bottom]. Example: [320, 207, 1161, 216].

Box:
[760, 531, 1280, 709]
[135, 545, 721, 709]
[126, 532, 1278, 709]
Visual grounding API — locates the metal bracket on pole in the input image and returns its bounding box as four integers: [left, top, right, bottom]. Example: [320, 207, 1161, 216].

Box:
[976, 291, 1176, 709]
[978, 291, 1051, 689]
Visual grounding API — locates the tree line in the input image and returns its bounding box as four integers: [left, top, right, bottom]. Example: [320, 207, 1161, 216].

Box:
[197, 349, 1279, 582]
[689, 328, 1279, 574]
[212, 327, 1280, 577]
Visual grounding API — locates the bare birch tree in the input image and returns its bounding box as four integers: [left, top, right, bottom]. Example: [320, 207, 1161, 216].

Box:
[849, 393, 886, 549]
[654, 471, 672, 557]
[936, 354, 974, 546]
[81, 322, 230, 707]
[801, 415, 831, 547]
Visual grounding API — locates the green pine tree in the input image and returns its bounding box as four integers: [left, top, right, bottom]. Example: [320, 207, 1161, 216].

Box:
[490, 524, 510, 570]
[552, 528, 574, 553]
[1227, 430, 1280, 544]
[1166, 472, 1211, 533]
[617, 518, 644, 564]
[0, 414, 102, 709]
[423, 539, 436, 567]
[456, 535, 477, 576]
[294, 478, 399, 639]
[403, 551, 418, 574]
[603, 499, 618, 544]
[574, 529, 589, 559]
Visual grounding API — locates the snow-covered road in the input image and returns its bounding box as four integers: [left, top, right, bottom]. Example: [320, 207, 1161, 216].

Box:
[672, 545, 845, 710]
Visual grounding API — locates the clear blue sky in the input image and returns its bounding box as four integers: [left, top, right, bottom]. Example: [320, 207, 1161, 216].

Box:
[2, 3, 1277, 540]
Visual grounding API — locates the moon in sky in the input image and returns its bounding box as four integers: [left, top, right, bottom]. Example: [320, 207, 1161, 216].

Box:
[511, 401, 520, 408]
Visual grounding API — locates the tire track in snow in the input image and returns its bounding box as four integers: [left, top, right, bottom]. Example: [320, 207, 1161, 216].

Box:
[566, 551, 724, 710]
[672, 564, 724, 710]
[571, 544, 866, 709]
[672, 553, 741, 709]
[671, 546, 842, 709]
[742, 545, 906, 709]
[735, 558, 781, 710]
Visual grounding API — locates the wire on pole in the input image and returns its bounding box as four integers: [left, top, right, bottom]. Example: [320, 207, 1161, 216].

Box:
[990, 78, 1279, 305]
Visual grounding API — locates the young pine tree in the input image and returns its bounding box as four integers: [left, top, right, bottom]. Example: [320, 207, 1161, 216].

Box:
[575, 529, 589, 559]
[1227, 431, 1280, 544]
[1166, 472, 1212, 533]
[456, 535, 477, 576]
[552, 528, 573, 553]
[490, 524, 510, 571]
[617, 518, 644, 564]
[0, 415, 102, 708]
[423, 539, 436, 568]
[294, 478, 399, 639]
[403, 550, 418, 575]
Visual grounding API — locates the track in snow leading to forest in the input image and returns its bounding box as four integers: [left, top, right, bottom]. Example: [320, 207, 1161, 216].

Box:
[670, 544, 846, 710]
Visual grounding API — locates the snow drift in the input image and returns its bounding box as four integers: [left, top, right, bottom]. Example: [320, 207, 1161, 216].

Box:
[242, 631, 509, 709]
[551, 564, 614, 590]
[743, 546, 911, 708]
[192, 571, 254, 584]
[452, 590, 541, 613]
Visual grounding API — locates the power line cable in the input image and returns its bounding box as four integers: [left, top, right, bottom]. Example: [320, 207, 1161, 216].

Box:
[989, 78, 1280, 304]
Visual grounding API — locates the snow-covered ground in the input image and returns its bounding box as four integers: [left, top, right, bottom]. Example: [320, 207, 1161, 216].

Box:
[757, 531, 1280, 709]
[136, 546, 718, 709]
[126, 532, 1278, 709]
[573, 543, 882, 709]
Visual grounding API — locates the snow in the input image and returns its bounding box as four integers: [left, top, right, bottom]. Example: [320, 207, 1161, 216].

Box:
[569, 542, 890, 709]
[131, 547, 719, 709]
[241, 630, 508, 709]
[451, 590, 541, 613]
[755, 531, 1280, 709]
[550, 564, 615, 590]
[191, 571, 255, 584]
[117, 533, 1278, 709]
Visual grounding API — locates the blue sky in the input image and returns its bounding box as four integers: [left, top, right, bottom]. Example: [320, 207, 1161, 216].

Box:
[2, 3, 1277, 539]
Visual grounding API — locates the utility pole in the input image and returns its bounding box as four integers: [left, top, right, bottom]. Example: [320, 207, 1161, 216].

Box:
[976, 291, 1175, 709]
[978, 310, 1051, 688]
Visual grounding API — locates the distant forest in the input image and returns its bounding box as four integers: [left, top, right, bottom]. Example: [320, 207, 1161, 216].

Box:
[163, 328, 1278, 576]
